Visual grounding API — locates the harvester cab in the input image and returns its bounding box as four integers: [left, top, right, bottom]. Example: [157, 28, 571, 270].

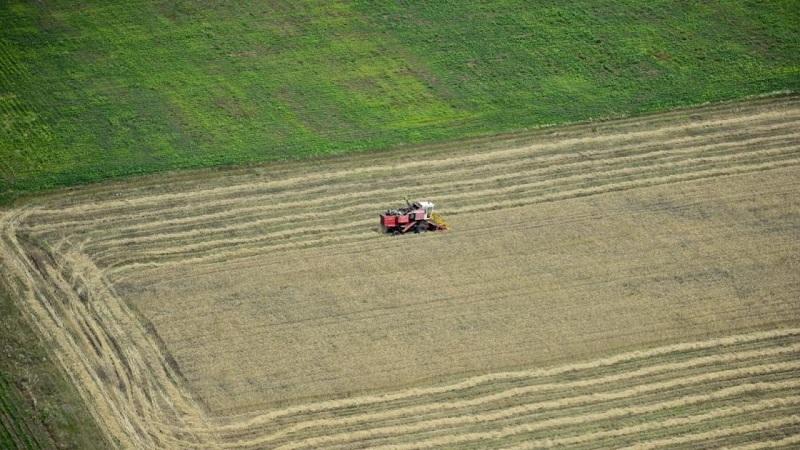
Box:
[418, 201, 434, 219]
[380, 200, 448, 235]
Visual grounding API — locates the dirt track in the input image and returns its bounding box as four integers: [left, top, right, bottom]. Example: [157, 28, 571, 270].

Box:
[1, 95, 799, 448]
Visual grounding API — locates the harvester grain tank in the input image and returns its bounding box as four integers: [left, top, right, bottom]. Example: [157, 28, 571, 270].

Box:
[380, 200, 448, 234]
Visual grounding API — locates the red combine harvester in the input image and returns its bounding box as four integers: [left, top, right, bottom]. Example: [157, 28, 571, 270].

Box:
[380, 200, 448, 234]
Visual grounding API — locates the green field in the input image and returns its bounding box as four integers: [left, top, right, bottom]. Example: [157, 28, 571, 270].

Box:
[0, 0, 798, 200]
[0, 284, 106, 449]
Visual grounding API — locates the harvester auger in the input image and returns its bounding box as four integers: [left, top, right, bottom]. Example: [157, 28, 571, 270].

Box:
[380, 201, 448, 235]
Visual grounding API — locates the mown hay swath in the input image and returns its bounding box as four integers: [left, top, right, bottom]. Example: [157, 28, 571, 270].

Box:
[1, 95, 799, 448]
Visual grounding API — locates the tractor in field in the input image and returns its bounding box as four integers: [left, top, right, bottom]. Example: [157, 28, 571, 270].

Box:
[380, 200, 448, 234]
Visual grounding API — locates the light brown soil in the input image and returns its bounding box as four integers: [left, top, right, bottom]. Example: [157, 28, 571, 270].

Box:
[1, 94, 799, 448]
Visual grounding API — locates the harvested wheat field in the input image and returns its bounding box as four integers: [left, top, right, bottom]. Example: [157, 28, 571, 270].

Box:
[1, 95, 800, 448]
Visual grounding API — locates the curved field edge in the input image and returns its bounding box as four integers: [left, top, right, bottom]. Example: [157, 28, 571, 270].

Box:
[2, 220, 799, 449]
[2, 218, 800, 448]
[0, 95, 799, 447]
[1, 0, 799, 199]
[11, 91, 797, 215]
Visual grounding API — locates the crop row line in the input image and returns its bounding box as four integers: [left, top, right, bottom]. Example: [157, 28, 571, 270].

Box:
[99, 147, 800, 272]
[80, 131, 800, 257]
[74, 125, 800, 249]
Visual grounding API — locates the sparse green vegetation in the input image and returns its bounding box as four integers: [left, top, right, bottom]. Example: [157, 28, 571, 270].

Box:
[0, 0, 798, 200]
[0, 283, 106, 449]
[1, 373, 42, 450]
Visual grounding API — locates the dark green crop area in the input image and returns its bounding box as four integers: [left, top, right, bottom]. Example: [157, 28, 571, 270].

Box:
[1, 0, 798, 199]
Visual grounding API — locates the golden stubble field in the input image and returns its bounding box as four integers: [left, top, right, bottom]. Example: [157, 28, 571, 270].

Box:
[1, 95, 799, 448]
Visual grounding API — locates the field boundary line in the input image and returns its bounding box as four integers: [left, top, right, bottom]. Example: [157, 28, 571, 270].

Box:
[32, 104, 800, 216]
[30, 115, 800, 232]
